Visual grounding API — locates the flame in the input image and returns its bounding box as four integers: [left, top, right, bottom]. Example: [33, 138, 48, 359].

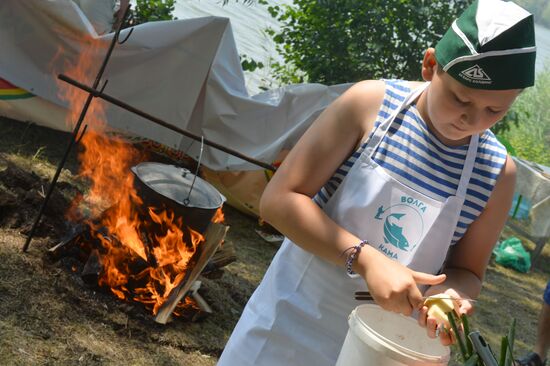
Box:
[212, 207, 225, 224]
[55, 36, 217, 316]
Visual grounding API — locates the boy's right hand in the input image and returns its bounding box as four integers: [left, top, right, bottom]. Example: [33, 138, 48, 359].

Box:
[356, 245, 447, 316]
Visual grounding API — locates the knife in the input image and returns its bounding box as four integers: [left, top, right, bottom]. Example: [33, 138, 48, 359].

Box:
[354, 291, 477, 302]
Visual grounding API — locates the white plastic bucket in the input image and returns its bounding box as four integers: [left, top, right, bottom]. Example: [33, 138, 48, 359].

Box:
[335, 304, 450, 366]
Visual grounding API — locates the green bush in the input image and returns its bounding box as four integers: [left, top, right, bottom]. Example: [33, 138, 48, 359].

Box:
[498, 65, 550, 166]
[266, 0, 469, 85]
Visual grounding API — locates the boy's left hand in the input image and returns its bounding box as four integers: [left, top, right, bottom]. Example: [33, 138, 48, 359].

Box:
[417, 286, 475, 345]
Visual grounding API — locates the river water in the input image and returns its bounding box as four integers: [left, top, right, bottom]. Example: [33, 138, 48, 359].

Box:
[174, 1, 550, 94]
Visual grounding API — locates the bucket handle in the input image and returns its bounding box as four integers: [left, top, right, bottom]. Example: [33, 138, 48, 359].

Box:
[184, 135, 204, 206]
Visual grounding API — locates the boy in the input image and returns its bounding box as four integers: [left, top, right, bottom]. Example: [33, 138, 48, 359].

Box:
[218, 0, 536, 365]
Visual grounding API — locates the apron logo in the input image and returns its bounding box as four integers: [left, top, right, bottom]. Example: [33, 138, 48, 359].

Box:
[383, 213, 409, 250]
[374, 197, 426, 259]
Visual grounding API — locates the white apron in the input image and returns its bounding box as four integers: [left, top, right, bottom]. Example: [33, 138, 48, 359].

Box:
[218, 83, 479, 366]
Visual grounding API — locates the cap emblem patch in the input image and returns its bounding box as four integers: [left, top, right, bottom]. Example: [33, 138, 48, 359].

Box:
[459, 64, 492, 85]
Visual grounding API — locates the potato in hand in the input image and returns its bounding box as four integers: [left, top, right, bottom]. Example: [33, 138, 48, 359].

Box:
[423, 294, 458, 325]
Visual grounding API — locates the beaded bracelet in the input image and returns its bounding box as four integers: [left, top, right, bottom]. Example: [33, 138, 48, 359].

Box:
[341, 240, 369, 276]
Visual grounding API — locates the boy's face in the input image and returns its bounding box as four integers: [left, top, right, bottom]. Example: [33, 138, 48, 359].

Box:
[420, 49, 521, 145]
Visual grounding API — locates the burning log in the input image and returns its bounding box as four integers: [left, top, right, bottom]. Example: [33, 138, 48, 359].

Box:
[49, 181, 230, 322]
[138, 229, 158, 267]
[47, 224, 86, 259]
[155, 222, 228, 324]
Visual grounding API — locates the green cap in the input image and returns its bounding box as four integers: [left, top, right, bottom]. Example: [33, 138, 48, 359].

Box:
[435, 0, 536, 90]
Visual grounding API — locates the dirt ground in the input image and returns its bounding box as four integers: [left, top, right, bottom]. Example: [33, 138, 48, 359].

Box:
[0, 116, 548, 366]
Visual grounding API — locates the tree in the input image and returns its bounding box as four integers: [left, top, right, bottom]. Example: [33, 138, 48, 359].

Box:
[266, 0, 469, 85]
[130, 0, 259, 24]
[129, 0, 177, 26]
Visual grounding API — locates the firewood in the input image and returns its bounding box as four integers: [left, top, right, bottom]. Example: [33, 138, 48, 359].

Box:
[188, 281, 212, 322]
[47, 224, 86, 260]
[209, 240, 236, 269]
[200, 241, 236, 278]
[154, 223, 228, 324]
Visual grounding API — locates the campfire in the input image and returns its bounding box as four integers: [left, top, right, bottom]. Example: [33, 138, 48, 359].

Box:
[22, 5, 273, 324]
[45, 30, 232, 324]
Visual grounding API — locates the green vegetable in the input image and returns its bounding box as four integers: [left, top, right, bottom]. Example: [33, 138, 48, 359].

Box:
[447, 311, 468, 363]
[465, 353, 480, 366]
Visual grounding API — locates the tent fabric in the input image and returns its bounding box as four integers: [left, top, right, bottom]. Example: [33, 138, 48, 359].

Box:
[512, 157, 550, 238]
[0, 0, 350, 171]
[0, 78, 34, 100]
[72, 0, 118, 35]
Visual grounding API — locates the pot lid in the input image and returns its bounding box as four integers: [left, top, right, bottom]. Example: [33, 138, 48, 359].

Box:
[131, 162, 225, 209]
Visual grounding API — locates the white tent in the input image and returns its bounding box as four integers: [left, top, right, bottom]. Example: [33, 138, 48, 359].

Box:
[0, 0, 350, 171]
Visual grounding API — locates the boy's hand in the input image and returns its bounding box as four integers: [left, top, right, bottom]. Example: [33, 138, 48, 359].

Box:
[417, 286, 475, 345]
[358, 246, 446, 316]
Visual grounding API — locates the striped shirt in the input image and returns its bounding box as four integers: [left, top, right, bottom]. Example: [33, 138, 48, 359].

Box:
[314, 79, 507, 245]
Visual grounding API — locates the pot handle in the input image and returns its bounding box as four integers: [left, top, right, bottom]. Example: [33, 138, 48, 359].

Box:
[184, 136, 204, 206]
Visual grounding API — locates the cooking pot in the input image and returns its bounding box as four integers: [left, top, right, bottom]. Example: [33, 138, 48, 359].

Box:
[131, 162, 225, 234]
